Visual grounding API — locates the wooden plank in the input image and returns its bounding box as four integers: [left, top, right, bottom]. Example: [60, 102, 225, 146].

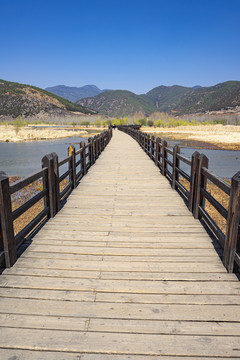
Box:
[0, 288, 95, 302]
[1, 129, 239, 360]
[0, 276, 239, 294]
[26, 245, 219, 257]
[0, 313, 88, 331]
[32, 233, 213, 242]
[0, 350, 235, 360]
[13, 257, 226, 272]
[30, 239, 219, 249]
[88, 318, 240, 336]
[0, 327, 239, 357]
[3, 268, 236, 281]
[0, 298, 239, 322]
[3, 267, 101, 279]
[21, 252, 221, 263]
[96, 292, 240, 305]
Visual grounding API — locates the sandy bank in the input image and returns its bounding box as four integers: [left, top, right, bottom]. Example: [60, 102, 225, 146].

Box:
[0, 125, 104, 142]
[143, 125, 240, 150]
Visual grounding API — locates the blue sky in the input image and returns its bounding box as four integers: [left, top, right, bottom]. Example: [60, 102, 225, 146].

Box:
[0, 0, 239, 93]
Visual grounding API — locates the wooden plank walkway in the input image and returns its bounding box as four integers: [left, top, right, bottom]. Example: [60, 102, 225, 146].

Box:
[0, 130, 239, 359]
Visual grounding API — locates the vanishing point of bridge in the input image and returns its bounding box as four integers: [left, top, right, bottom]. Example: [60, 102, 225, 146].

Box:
[0, 129, 239, 359]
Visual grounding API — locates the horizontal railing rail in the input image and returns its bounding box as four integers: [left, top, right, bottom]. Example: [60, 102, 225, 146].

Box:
[119, 125, 240, 273]
[0, 129, 112, 269]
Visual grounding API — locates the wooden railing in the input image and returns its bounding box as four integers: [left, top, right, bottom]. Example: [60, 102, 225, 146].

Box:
[0, 129, 112, 269]
[119, 126, 240, 273]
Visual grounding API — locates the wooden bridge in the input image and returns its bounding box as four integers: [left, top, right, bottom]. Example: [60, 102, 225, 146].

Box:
[0, 129, 239, 359]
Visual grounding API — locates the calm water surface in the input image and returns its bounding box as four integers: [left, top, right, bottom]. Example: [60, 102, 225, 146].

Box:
[160, 137, 240, 178]
[0, 135, 239, 178]
[0, 136, 86, 177]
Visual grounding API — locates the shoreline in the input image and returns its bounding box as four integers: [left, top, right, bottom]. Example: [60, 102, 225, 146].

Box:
[0, 125, 105, 142]
[143, 124, 240, 151]
[0, 124, 240, 150]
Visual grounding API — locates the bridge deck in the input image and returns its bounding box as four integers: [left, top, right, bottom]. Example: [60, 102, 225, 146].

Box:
[0, 130, 239, 359]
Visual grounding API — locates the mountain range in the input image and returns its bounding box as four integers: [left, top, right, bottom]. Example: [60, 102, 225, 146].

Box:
[0, 79, 96, 118]
[77, 81, 240, 117]
[45, 85, 109, 102]
[1, 79, 240, 119]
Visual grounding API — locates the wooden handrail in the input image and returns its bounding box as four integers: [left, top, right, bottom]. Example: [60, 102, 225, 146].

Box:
[0, 128, 112, 269]
[119, 125, 240, 273]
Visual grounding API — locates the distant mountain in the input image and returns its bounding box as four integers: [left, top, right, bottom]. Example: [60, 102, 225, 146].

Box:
[171, 81, 240, 114]
[45, 84, 106, 102]
[143, 81, 240, 115]
[2, 79, 239, 119]
[77, 81, 240, 117]
[77, 90, 157, 117]
[0, 79, 96, 118]
[141, 85, 192, 113]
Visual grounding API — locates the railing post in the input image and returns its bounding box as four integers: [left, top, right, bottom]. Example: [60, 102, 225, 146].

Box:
[162, 140, 167, 176]
[80, 141, 87, 176]
[100, 134, 103, 153]
[96, 135, 99, 158]
[93, 136, 96, 162]
[144, 133, 147, 152]
[223, 171, 240, 272]
[99, 135, 102, 154]
[155, 138, 160, 167]
[151, 136, 155, 160]
[0, 172, 17, 268]
[172, 145, 180, 189]
[147, 134, 151, 155]
[189, 151, 200, 213]
[103, 134, 106, 149]
[89, 137, 94, 166]
[138, 131, 140, 144]
[193, 154, 209, 219]
[42, 153, 60, 218]
[68, 145, 76, 189]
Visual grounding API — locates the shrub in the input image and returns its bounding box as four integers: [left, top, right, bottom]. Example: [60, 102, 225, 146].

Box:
[13, 115, 26, 135]
[147, 119, 154, 127]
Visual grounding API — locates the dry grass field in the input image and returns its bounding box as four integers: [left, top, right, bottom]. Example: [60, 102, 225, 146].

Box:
[144, 124, 240, 150]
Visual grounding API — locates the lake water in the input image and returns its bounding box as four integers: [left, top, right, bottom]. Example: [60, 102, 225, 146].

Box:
[160, 137, 240, 179]
[0, 136, 86, 177]
[0, 134, 239, 179]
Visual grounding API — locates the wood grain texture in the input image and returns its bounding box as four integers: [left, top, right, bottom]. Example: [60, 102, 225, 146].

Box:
[0, 130, 239, 359]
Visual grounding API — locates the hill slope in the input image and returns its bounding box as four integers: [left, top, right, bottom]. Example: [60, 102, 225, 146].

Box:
[144, 81, 240, 114]
[0, 79, 96, 118]
[77, 81, 240, 117]
[45, 84, 103, 102]
[141, 85, 192, 112]
[77, 90, 157, 117]
[172, 81, 240, 114]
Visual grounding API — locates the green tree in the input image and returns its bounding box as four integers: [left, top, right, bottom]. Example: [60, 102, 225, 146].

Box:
[138, 118, 147, 126]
